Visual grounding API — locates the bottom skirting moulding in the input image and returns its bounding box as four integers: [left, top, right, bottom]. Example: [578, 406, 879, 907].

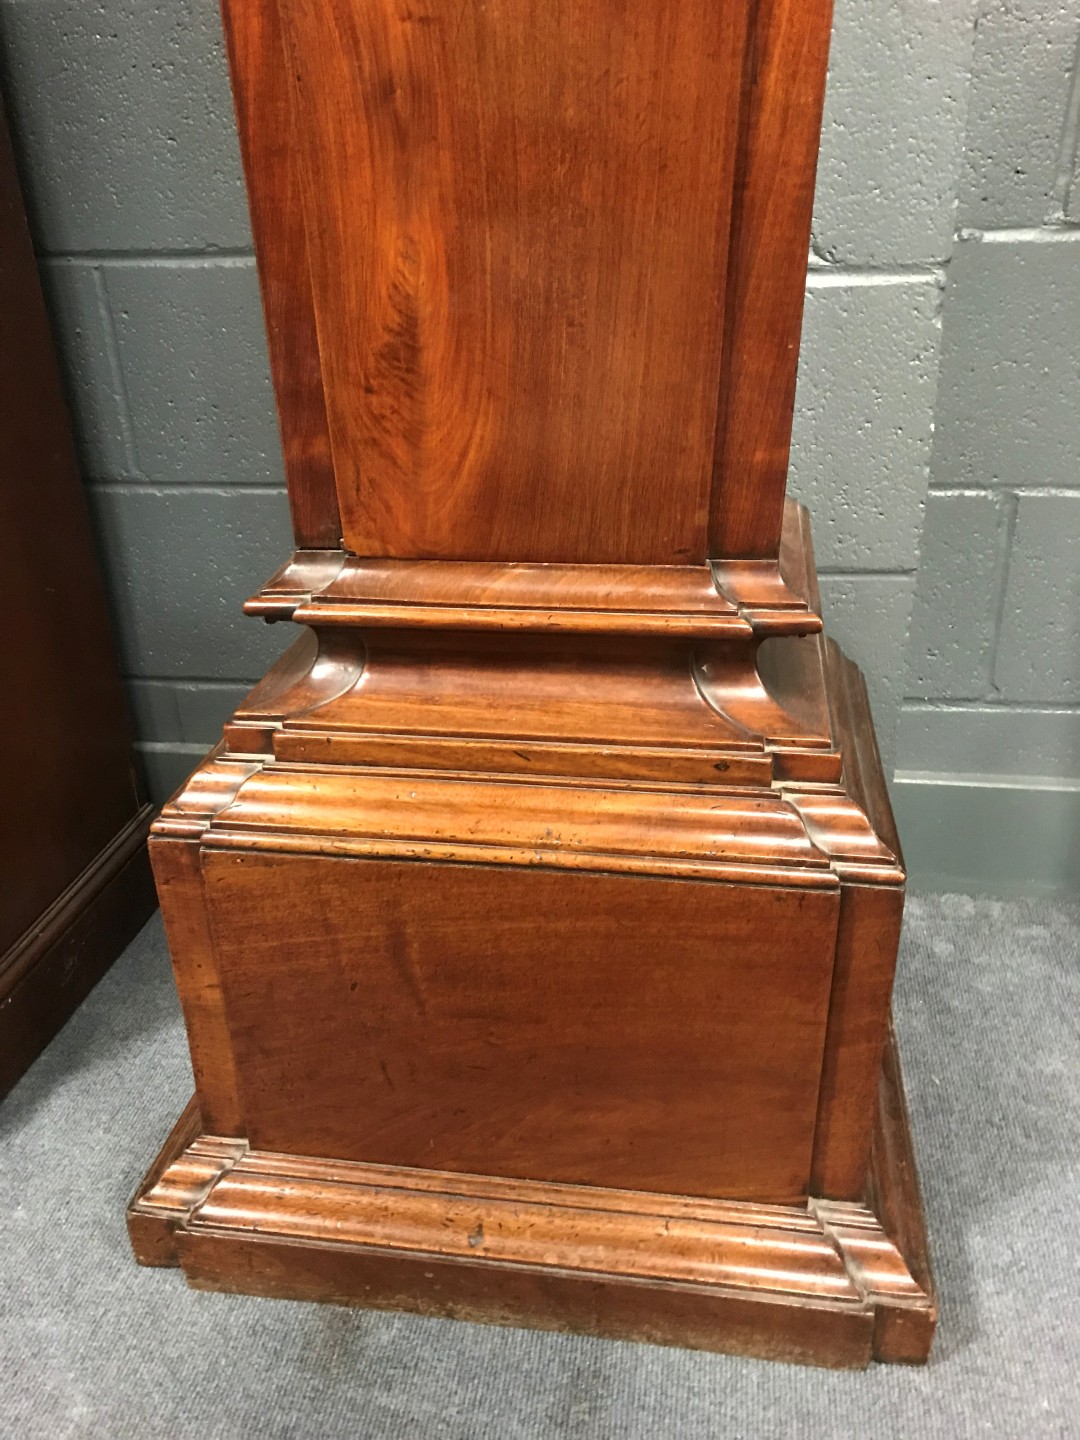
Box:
[128, 1026, 936, 1370]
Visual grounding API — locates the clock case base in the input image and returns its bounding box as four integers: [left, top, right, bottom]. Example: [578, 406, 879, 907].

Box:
[129, 502, 936, 1366]
[129, 1026, 934, 1369]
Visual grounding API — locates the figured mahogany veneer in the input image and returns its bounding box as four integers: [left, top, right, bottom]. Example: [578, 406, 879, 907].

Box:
[224, 0, 830, 564]
[276, 0, 749, 563]
[131, 0, 937, 1369]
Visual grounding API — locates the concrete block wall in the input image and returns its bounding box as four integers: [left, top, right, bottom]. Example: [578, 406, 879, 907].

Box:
[0, 0, 294, 801]
[895, 2, 1080, 896]
[769, 0, 975, 772]
[0, 0, 973, 802]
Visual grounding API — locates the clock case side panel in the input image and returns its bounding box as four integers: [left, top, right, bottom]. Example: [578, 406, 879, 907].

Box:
[221, 0, 340, 549]
[0, 96, 157, 1096]
[710, 0, 834, 559]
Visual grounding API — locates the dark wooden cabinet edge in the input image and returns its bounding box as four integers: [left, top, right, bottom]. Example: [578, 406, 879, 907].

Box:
[0, 805, 157, 1098]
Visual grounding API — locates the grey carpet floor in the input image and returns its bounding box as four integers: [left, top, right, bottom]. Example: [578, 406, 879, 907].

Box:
[2, 893, 1078, 1439]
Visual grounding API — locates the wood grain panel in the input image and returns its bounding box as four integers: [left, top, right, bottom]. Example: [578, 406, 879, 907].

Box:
[205, 855, 839, 1201]
[280, 0, 751, 563]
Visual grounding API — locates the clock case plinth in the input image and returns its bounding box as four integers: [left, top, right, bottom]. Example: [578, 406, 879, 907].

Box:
[129, 0, 937, 1367]
[130, 503, 936, 1367]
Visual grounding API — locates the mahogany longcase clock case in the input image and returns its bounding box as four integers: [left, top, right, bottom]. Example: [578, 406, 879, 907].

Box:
[128, 0, 938, 1368]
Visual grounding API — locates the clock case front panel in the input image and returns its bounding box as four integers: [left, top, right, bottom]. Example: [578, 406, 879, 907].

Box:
[225, 0, 830, 568]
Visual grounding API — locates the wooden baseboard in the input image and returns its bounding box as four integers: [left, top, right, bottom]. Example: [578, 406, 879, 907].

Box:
[129, 1026, 936, 1369]
[0, 804, 157, 1097]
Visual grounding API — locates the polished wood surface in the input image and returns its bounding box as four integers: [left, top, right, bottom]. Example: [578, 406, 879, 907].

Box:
[205, 855, 838, 1199]
[138, 529, 934, 1360]
[0, 96, 154, 1095]
[278, 0, 747, 562]
[149, 575, 909, 1210]
[1, 811, 155, 1096]
[133, 0, 936, 1367]
[0, 102, 141, 953]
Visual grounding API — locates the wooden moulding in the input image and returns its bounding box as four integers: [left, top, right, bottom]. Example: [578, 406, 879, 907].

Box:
[128, 1025, 935, 1370]
[243, 503, 822, 638]
[223, 502, 844, 791]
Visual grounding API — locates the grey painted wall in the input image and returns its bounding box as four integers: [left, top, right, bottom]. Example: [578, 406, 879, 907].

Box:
[1, 1, 971, 805]
[894, 1, 1080, 896]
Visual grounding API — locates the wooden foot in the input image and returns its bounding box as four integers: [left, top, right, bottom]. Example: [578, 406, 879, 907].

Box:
[128, 1026, 936, 1369]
